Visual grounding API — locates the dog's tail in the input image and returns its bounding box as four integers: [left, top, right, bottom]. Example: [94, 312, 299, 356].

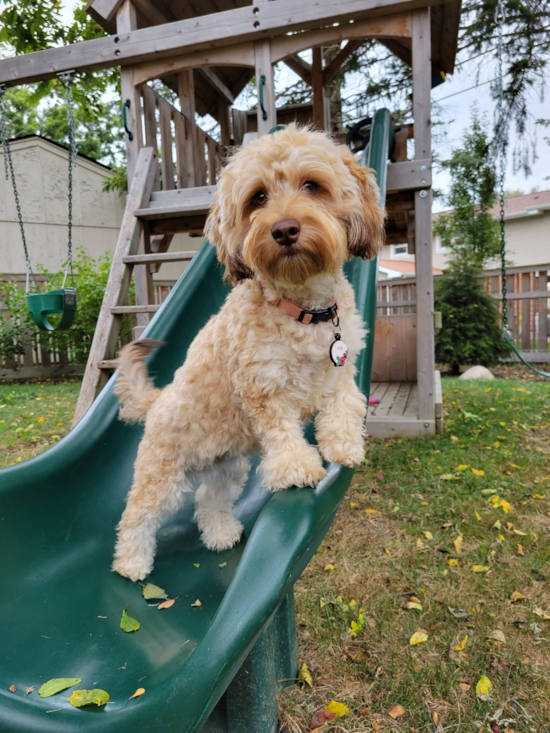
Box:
[113, 339, 165, 423]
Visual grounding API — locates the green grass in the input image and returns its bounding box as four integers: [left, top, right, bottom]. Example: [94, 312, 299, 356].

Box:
[0, 381, 81, 469]
[2, 377, 550, 730]
[280, 379, 550, 732]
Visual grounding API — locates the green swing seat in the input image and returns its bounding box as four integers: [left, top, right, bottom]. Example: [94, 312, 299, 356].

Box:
[0, 109, 391, 733]
[27, 287, 77, 331]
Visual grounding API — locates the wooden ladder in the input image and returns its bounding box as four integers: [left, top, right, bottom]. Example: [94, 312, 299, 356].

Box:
[72, 146, 207, 426]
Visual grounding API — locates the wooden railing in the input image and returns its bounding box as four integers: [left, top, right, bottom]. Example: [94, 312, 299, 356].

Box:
[139, 85, 224, 191]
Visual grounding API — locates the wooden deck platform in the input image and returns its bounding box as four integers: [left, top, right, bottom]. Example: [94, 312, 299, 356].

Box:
[367, 374, 443, 438]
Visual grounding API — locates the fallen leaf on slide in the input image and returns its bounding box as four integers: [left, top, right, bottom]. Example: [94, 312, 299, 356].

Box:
[8, 686, 16, 693]
[128, 688, 145, 700]
[120, 609, 140, 633]
[191, 599, 202, 607]
[25, 687, 34, 695]
[139, 583, 168, 600]
[158, 599, 176, 610]
[38, 678, 81, 698]
[67, 689, 110, 708]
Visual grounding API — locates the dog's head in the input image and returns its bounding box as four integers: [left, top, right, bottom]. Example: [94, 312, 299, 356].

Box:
[205, 124, 385, 286]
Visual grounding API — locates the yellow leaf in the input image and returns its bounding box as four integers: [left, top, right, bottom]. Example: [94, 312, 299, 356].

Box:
[447, 558, 458, 566]
[511, 464, 522, 469]
[498, 534, 505, 541]
[494, 441, 500, 449]
[409, 629, 429, 645]
[128, 688, 145, 700]
[453, 534, 463, 554]
[500, 421, 506, 426]
[517, 544, 525, 555]
[471, 468, 485, 477]
[456, 464, 469, 471]
[384, 548, 391, 556]
[513, 529, 527, 536]
[454, 634, 468, 652]
[450, 435, 459, 442]
[487, 629, 506, 643]
[324, 564, 335, 571]
[407, 602, 423, 611]
[475, 511, 482, 521]
[191, 599, 202, 607]
[388, 704, 405, 719]
[365, 508, 380, 514]
[533, 608, 550, 620]
[324, 700, 350, 717]
[193, 563, 200, 568]
[475, 675, 493, 698]
[373, 723, 381, 732]
[319, 599, 326, 608]
[500, 499, 512, 513]
[350, 502, 358, 509]
[459, 682, 471, 691]
[423, 531, 433, 540]
[298, 662, 313, 688]
[472, 565, 490, 573]
[510, 591, 525, 602]
[440, 474, 455, 480]
[532, 494, 546, 499]
[416, 539, 424, 548]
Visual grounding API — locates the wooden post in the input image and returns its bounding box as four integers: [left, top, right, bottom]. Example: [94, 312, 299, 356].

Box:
[255, 40, 276, 135]
[117, 0, 153, 336]
[178, 70, 198, 186]
[218, 97, 231, 147]
[411, 7, 435, 426]
[311, 47, 326, 130]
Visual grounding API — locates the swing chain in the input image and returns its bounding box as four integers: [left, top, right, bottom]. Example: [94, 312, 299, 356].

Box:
[495, 0, 509, 336]
[0, 84, 40, 293]
[59, 71, 76, 289]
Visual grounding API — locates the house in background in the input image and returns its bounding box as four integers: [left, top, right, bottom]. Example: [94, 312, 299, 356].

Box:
[0, 135, 198, 287]
[379, 189, 550, 277]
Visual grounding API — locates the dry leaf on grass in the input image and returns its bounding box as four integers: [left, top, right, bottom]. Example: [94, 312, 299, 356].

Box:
[459, 682, 471, 691]
[423, 531, 433, 540]
[409, 629, 429, 645]
[472, 565, 490, 573]
[128, 688, 145, 700]
[475, 675, 493, 699]
[365, 508, 380, 515]
[533, 608, 550, 620]
[487, 629, 506, 643]
[510, 591, 525, 602]
[324, 700, 349, 717]
[298, 662, 313, 688]
[388, 704, 405, 719]
[310, 709, 336, 729]
[454, 635, 468, 652]
[324, 564, 335, 571]
[453, 534, 463, 554]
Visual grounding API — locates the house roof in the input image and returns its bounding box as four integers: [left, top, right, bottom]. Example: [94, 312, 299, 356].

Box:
[5, 134, 113, 171]
[379, 259, 443, 278]
[490, 190, 550, 219]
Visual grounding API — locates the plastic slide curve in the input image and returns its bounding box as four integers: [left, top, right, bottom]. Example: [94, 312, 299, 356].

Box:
[0, 109, 392, 732]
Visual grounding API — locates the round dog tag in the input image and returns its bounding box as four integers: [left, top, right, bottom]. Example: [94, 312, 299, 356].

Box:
[329, 336, 348, 367]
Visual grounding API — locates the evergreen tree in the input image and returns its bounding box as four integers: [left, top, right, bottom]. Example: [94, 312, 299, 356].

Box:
[434, 109, 511, 374]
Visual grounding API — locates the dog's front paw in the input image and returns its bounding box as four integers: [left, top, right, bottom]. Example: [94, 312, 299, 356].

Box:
[261, 447, 327, 491]
[197, 510, 244, 552]
[320, 437, 365, 467]
[112, 553, 153, 582]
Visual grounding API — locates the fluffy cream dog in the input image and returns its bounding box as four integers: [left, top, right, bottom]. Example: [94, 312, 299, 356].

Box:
[112, 124, 385, 581]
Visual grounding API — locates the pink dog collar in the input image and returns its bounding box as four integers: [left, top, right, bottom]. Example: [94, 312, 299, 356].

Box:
[259, 282, 338, 325]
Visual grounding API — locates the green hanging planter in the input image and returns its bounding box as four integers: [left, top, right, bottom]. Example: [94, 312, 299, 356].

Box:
[27, 288, 77, 332]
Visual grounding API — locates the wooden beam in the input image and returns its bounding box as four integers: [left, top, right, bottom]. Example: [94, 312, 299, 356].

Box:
[311, 47, 325, 130]
[323, 40, 361, 85]
[255, 40, 276, 136]
[411, 7, 435, 425]
[0, 0, 432, 87]
[178, 70, 197, 187]
[271, 12, 412, 63]
[283, 56, 312, 85]
[87, 0, 124, 23]
[386, 159, 431, 193]
[150, 215, 207, 235]
[198, 67, 235, 104]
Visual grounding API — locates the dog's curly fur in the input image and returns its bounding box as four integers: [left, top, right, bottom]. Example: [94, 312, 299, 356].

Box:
[112, 124, 385, 581]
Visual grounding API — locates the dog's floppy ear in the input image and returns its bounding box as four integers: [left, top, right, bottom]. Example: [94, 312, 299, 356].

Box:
[340, 148, 386, 259]
[205, 203, 253, 286]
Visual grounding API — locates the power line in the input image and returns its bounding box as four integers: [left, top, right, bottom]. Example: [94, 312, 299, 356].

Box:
[433, 77, 495, 103]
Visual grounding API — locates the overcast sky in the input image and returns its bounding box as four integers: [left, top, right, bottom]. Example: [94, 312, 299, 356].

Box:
[60, 1, 549, 205]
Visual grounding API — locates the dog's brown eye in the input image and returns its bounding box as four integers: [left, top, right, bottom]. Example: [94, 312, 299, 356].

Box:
[302, 181, 318, 193]
[252, 191, 267, 206]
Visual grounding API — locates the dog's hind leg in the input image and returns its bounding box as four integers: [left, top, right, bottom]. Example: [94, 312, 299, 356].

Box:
[113, 443, 191, 581]
[194, 456, 250, 552]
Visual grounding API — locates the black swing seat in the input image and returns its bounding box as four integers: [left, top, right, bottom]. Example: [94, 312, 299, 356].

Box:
[27, 288, 77, 331]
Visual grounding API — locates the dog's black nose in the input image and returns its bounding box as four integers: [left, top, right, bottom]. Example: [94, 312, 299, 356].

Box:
[271, 219, 301, 246]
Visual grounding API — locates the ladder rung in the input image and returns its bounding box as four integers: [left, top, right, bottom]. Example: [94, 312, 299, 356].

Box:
[111, 305, 160, 315]
[98, 359, 119, 370]
[122, 251, 196, 265]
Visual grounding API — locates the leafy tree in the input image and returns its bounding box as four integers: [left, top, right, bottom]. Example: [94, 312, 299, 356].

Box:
[434, 108, 511, 374]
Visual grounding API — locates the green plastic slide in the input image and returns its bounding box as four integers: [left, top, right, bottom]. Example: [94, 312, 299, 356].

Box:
[0, 109, 391, 732]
